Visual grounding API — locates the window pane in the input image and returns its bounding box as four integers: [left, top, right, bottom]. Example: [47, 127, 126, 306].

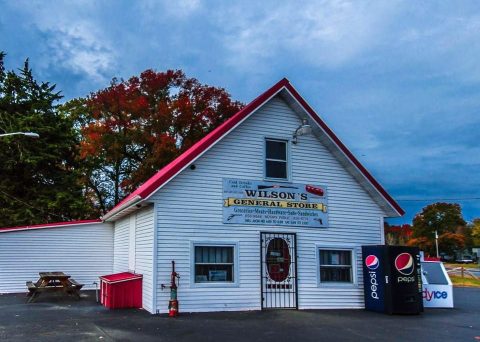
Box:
[195, 265, 233, 282]
[320, 250, 327, 265]
[195, 246, 233, 263]
[194, 246, 234, 283]
[266, 140, 286, 160]
[320, 250, 352, 266]
[320, 267, 352, 282]
[266, 160, 287, 179]
[320, 249, 353, 283]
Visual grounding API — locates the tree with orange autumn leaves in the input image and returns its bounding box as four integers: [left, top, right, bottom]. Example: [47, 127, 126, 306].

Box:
[386, 203, 472, 257]
[63, 70, 243, 213]
[384, 223, 413, 246]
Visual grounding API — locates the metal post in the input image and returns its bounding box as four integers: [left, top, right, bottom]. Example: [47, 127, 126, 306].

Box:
[93, 281, 99, 302]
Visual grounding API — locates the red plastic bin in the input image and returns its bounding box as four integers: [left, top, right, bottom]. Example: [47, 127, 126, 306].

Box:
[99, 272, 142, 309]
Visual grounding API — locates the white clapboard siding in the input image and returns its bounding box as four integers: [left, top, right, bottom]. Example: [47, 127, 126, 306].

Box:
[134, 205, 154, 313]
[150, 95, 386, 313]
[112, 206, 155, 313]
[0, 222, 113, 293]
[113, 216, 130, 272]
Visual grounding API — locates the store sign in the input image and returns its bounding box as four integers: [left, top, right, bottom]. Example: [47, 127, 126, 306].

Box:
[222, 178, 328, 227]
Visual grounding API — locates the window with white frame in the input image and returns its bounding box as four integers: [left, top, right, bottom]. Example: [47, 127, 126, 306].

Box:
[194, 245, 234, 283]
[265, 139, 288, 180]
[319, 249, 353, 283]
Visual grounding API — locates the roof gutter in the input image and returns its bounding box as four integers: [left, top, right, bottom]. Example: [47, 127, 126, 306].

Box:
[101, 195, 143, 222]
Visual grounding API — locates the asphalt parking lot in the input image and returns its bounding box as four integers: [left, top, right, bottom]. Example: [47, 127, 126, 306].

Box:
[0, 288, 479, 341]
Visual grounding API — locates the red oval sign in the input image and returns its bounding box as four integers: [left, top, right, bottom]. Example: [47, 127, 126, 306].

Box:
[266, 238, 291, 282]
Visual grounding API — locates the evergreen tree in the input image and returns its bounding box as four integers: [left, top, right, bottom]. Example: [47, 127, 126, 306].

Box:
[0, 52, 95, 226]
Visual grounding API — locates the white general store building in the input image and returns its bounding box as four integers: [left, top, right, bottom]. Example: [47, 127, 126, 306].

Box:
[0, 79, 403, 314]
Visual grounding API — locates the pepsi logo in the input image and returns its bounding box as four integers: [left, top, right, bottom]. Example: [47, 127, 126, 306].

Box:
[365, 255, 379, 270]
[395, 253, 414, 275]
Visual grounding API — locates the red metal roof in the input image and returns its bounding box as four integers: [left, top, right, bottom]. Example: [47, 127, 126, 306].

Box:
[102, 77, 404, 219]
[99, 272, 143, 283]
[0, 219, 102, 233]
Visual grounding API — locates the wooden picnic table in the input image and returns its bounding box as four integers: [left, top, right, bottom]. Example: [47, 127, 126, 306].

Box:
[26, 272, 84, 303]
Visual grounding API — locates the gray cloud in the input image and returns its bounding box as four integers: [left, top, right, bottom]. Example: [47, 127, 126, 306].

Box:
[1, 0, 479, 222]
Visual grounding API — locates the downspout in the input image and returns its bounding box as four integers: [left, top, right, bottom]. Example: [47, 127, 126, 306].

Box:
[152, 201, 159, 314]
[380, 217, 385, 245]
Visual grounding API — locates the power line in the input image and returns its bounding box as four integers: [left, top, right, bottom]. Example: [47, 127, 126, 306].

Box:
[396, 197, 480, 202]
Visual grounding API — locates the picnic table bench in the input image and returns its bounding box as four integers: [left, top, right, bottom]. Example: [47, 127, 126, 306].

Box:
[26, 272, 84, 303]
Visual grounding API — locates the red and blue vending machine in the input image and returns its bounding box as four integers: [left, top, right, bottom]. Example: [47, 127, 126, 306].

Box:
[362, 245, 423, 314]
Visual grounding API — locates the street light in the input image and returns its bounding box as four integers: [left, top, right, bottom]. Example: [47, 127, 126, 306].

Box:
[0, 132, 40, 138]
[292, 118, 312, 144]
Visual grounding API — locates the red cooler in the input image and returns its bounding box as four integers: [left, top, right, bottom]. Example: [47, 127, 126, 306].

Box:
[99, 272, 142, 309]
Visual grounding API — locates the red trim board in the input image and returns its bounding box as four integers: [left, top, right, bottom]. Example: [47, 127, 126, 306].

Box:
[0, 219, 102, 233]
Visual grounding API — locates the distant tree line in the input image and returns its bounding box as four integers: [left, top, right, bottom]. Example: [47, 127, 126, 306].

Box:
[385, 202, 480, 256]
[0, 52, 243, 227]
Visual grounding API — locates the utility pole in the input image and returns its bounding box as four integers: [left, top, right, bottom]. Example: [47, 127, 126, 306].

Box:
[435, 230, 439, 258]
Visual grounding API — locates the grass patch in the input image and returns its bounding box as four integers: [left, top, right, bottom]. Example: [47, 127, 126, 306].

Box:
[444, 263, 480, 269]
[450, 275, 480, 288]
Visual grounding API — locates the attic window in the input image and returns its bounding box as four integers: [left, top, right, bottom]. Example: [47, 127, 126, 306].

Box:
[265, 139, 288, 180]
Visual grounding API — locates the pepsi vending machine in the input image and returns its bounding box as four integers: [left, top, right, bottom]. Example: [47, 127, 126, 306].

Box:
[362, 245, 423, 314]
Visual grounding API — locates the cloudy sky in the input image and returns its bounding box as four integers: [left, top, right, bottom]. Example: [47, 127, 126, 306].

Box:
[1, 0, 479, 224]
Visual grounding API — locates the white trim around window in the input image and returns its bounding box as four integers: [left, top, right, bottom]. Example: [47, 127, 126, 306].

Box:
[190, 241, 240, 288]
[316, 243, 359, 288]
